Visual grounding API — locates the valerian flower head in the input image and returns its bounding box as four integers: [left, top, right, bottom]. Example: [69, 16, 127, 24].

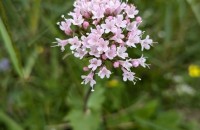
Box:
[54, 0, 154, 91]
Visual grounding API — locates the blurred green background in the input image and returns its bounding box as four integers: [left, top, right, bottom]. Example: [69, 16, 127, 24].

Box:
[0, 0, 200, 130]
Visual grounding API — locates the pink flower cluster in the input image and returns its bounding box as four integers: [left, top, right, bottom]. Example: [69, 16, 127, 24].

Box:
[55, 0, 153, 91]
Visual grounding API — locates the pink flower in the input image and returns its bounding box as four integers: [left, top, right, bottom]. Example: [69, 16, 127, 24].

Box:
[55, 38, 68, 52]
[92, 5, 105, 19]
[101, 19, 117, 33]
[74, 48, 87, 59]
[68, 36, 81, 50]
[88, 58, 102, 71]
[131, 60, 140, 67]
[81, 36, 91, 49]
[69, 12, 84, 25]
[141, 35, 153, 51]
[91, 25, 104, 37]
[81, 72, 96, 91]
[89, 46, 101, 57]
[105, 47, 117, 60]
[97, 39, 109, 52]
[125, 5, 139, 18]
[126, 29, 142, 47]
[120, 60, 132, 71]
[111, 29, 125, 43]
[55, 0, 154, 90]
[126, 35, 140, 48]
[98, 66, 111, 79]
[114, 2, 126, 15]
[117, 46, 128, 59]
[122, 68, 135, 82]
[115, 15, 127, 28]
[58, 19, 72, 34]
[106, 0, 121, 13]
[127, 21, 137, 31]
[131, 55, 149, 68]
[137, 55, 149, 68]
[88, 34, 100, 46]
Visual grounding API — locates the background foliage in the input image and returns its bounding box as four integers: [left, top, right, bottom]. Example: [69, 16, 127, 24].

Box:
[0, 0, 200, 130]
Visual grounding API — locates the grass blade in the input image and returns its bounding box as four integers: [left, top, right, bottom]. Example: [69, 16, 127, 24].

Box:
[29, 0, 41, 35]
[186, 0, 200, 25]
[0, 17, 24, 78]
[23, 47, 42, 79]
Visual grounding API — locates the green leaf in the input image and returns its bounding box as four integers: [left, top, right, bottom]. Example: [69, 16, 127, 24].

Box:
[0, 17, 24, 78]
[88, 86, 105, 111]
[66, 110, 101, 130]
[154, 111, 182, 129]
[134, 117, 170, 130]
[134, 100, 159, 119]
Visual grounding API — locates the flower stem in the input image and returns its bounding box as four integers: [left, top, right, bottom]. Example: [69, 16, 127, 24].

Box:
[83, 87, 92, 112]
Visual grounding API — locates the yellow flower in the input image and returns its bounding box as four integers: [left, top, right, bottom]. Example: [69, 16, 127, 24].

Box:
[188, 65, 200, 77]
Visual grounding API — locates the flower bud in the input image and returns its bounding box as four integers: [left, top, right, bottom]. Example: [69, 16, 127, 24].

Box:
[105, 8, 112, 15]
[136, 16, 142, 23]
[83, 12, 91, 19]
[126, 18, 131, 24]
[111, 44, 117, 50]
[83, 67, 89, 71]
[108, 16, 113, 20]
[102, 54, 107, 60]
[93, 19, 100, 25]
[131, 60, 139, 67]
[113, 61, 120, 68]
[65, 29, 72, 36]
[83, 21, 89, 29]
